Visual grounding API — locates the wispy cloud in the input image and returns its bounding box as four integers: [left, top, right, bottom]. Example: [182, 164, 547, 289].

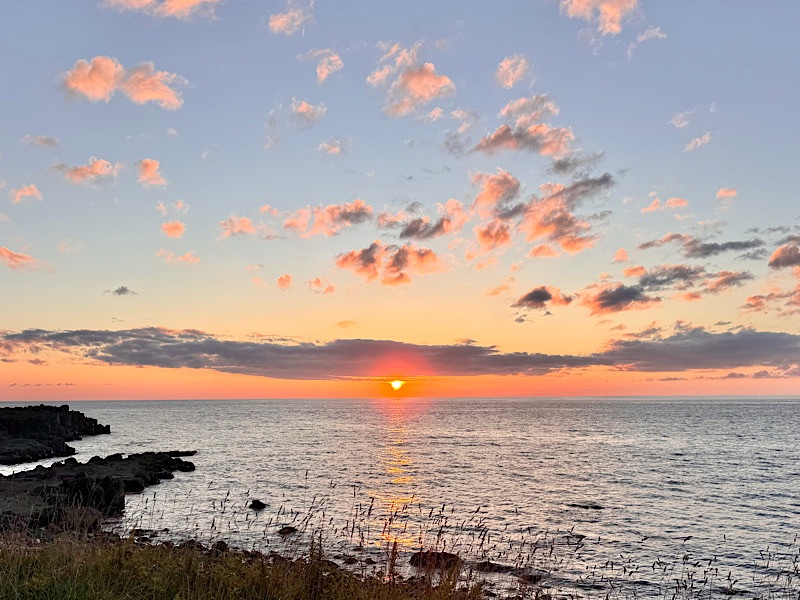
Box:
[104, 0, 221, 20]
[336, 240, 442, 286]
[269, 2, 311, 35]
[495, 55, 529, 89]
[10, 184, 43, 204]
[559, 0, 639, 35]
[300, 49, 343, 83]
[57, 157, 120, 185]
[284, 200, 373, 238]
[22, 134, 58, 147]
[0, 246, 44, 271]
[157, 249, 200, 264]
[683, 131, 712, 152]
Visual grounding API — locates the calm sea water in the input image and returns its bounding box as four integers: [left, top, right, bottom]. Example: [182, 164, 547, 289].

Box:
[4, 397, 799, 596]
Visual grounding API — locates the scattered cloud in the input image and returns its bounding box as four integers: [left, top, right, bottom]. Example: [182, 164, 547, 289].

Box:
[318, 138, 346, 156]
[627, 26, 666, 59]
[22, 134, 58, 147]
[716, 187, 737, 200]
[559, 0, 639, 35]
[10, 184, 43, 204]
[613, 248, 628, 262]
[161, 221, 186, 238]
[58, 157, 120, 185]
[0, 246, 44, 271]
[471, 169, 521, 218]
[284, 199, 373, 238]
[308, 277, 335, 294]
[137, 158, 167, 187]
[394, 199, 467, 240]
[290, 98, 326, 126]
[104, 0, 221, 20]
[105, 285, 137, 296]
[336, 240, 442, 286]
[64, 56, 186, 109]
[472, 95, 573, 158]
[269, 3, 310, 35]
[219, 215, 256, 237]
[638, 233, 765, 259]
[683, 131, 712, 152]
[156, 249, 200, 265]
[669, 110, 692, 129]
[512, 286, 573, 310]
[336, 320, 356, 329]
[768, 243, 800, 269]
[301, 49, 343, 83]
[495, 55, 529, 89]
[277, 274, 292, 290]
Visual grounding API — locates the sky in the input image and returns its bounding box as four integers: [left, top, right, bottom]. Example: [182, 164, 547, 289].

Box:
[1, 0, 799, 400]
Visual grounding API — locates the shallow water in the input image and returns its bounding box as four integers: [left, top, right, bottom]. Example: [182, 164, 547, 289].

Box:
[4, 397, 799, 596]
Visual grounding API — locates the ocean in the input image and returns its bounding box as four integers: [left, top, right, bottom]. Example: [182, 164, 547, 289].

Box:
[4, 397, 799, 597]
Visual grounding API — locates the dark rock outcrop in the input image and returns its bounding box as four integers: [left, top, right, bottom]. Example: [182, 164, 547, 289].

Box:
[409, 551, 461, 569]
[0, 404, 111, 466]
[0, 450, 196, 530]
[249, 499, 266, 511]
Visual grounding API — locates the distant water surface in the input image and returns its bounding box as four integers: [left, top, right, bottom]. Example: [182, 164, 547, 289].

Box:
[4, 397, 799, 596]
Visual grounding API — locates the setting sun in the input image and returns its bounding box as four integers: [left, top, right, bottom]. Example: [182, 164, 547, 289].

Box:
[390, 380, 405, 391]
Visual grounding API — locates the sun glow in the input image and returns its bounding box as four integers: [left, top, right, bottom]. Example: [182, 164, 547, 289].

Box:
[390, 380, 405, 391]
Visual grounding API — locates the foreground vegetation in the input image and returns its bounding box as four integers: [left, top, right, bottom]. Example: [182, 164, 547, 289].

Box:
[0, 533, 483, 600]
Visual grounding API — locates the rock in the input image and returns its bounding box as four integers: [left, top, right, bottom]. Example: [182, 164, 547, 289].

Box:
[210, 540, 229, 555]
[0, 405, 111, 466]
[409, 551, 461, 569]
[249, 499, 266, 511]
[277, 525, 297, 536]
[567, 502, 603, 510]
[0, 450, 197, 531]
[343, 556, 357, 565]
[474, 560, 514, 573]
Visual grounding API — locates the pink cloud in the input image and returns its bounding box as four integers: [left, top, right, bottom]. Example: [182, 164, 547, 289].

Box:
[63, 56, 124, 102]
[716, 188, 737, 200]
[64, 56, 185, 109]
[519, 192, 595, 254]
[683, 131, 712, 152]
[283, 199, 373, 238]
[336, 240, 442, 286]
[302, 49, 343, 84]
[665, 197, 688, 208]
[22, 134, 59, 147]
[318, 139, 345, 156]
[290, 98, 327, 126]
[0, 246, 42, 271]
[560, 0, 638, 35]
[471, 169, 521, 218]
[277, 274, 292, 290]
[473, 96, 573, 158]
[528, 243, 559, 258]
[392, 199, 468, 240]
[623, 265, 646, 277]
[613, 248, 628, 262]
[161, 221, 186, 238]
[384, 63, 456, 117]
[219, 215, 256, 238]
[62, 157, 119, 184]
[512, 285, 573, 310]
[641, 198, 660, 213]
[269, 6, 309, 35]
[768, 244, 800, 269]
[10, 184, 43, 204]
[308, 277, 335, 294]
[106, 0, 221, 19]
[119, 62, 185, 109]
[156, 249, 200, 265]
[496, 55, 529, 89]
[137, 159, 167, 187]
[474, 219, 513, 251]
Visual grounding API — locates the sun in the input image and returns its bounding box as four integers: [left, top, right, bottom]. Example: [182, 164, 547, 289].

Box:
[390, 380, 405, 391]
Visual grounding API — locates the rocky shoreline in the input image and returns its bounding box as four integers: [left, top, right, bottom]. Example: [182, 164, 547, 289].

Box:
[0, 404, 111, 465]
[0, 403, 196, 533]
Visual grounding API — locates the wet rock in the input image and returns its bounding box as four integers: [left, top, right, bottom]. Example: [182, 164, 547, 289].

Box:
[474, 560, 514, 573]
[277, 525, 297, 536]
[249, 499, 266, 511]
[567, 502, 603, 510]
[409, 551, 461, 569]
[210, 540, 229, 555]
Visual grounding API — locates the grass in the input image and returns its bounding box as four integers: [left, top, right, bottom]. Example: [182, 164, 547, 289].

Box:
[0, 532, 483, 600]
